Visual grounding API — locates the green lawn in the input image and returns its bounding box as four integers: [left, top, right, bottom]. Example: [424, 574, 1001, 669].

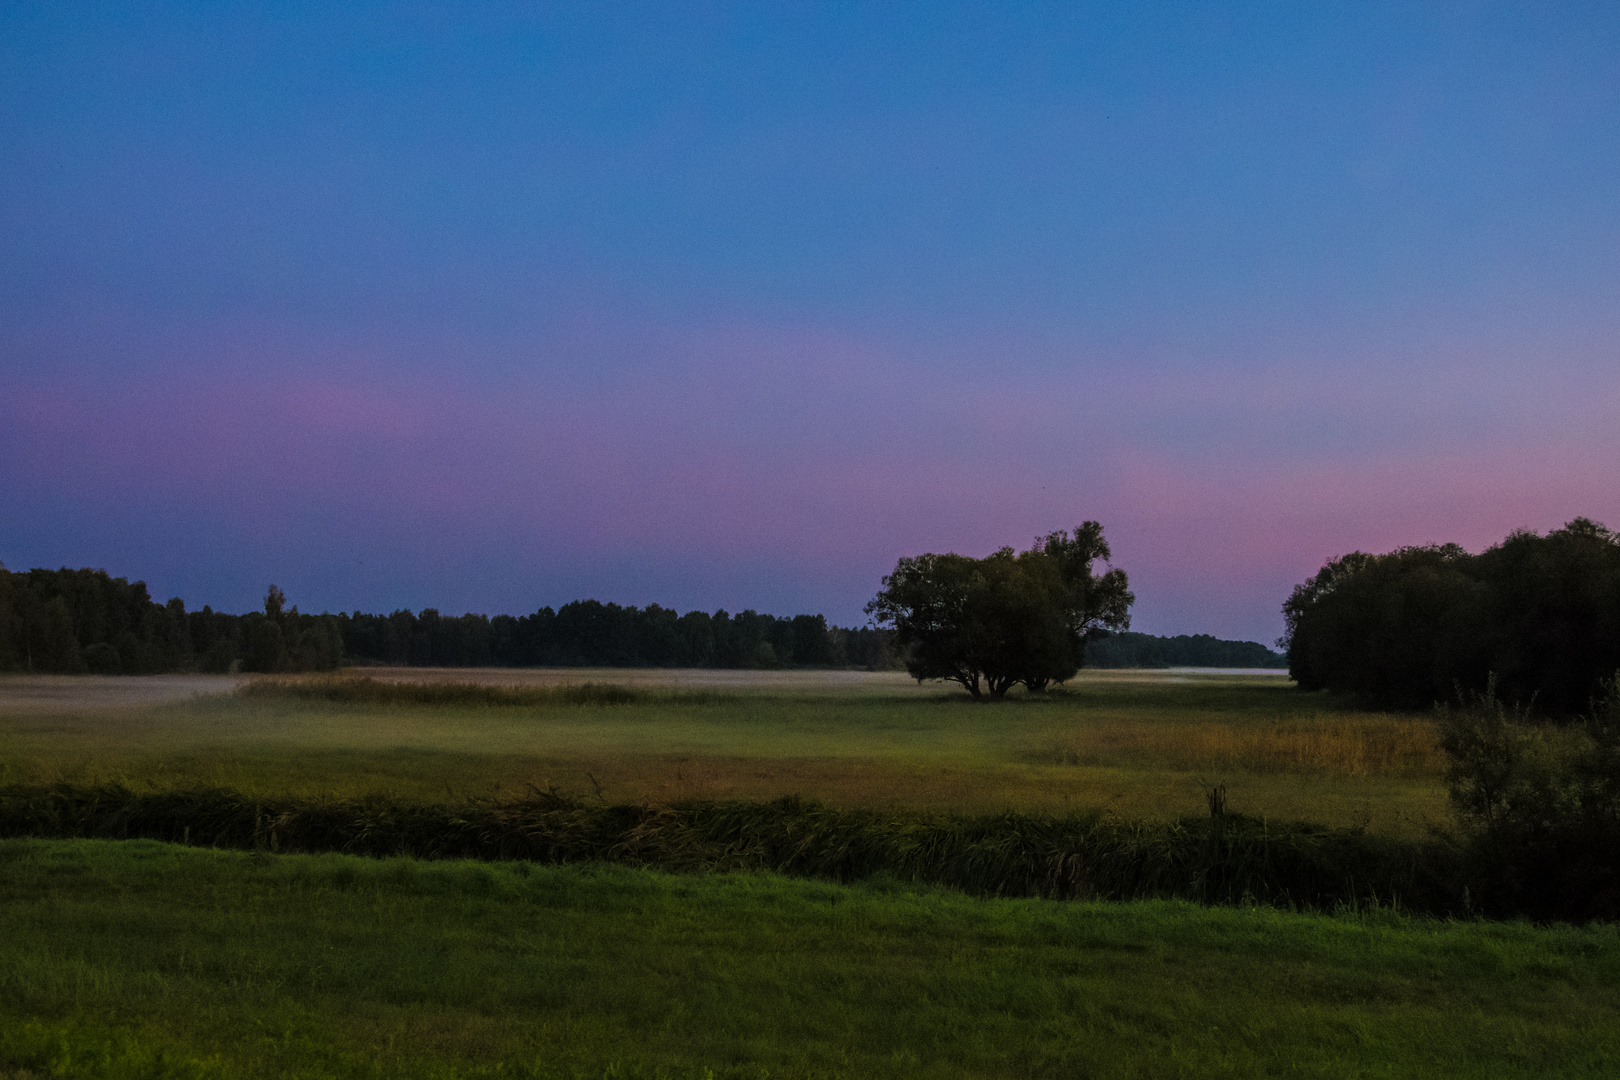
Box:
[3, 838, 1616, 1079]
[0, 670, 1447, 835]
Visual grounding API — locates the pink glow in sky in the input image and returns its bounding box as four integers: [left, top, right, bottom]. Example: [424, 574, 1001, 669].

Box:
[4, 314, 1615, 642]
[4, 4, 1618, 643]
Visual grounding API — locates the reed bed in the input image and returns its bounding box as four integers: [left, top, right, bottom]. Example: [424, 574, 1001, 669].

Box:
[237, 674, 733, 708]
[1042, 714, 1444, 777]
[0, 781, 1466, 917]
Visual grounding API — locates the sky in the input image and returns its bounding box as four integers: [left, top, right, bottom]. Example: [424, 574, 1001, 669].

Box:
[2, 1, 1617, 643]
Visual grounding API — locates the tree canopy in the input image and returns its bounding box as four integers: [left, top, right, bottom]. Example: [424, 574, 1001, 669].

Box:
[865, 524, 1133, 699]
[0, 565, 899, 674]
[1282, 518, 1620, 716]
[0, 569, 341, 675]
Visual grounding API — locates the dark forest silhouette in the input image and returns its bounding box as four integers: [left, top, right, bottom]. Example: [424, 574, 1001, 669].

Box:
[1283, 518, 1620, 717]
[0, 565, 1279, 675]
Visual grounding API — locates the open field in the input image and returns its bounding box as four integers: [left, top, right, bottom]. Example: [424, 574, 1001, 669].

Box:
[0, 668, 1448, 834]
[3, 838, 1617, 1080]
[0, 671, 1598, 1076]
[0, 673, 242, 713]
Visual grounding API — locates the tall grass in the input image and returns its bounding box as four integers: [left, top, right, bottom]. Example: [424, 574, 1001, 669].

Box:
[1, 674, 1451, 832]
[237, 674, 732, 708]
[0, 781, 1465, 916]
[1042, 714, 1443, 777]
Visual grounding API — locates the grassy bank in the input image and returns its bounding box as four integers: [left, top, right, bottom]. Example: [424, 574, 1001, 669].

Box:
[4, 838, 1617, 1079]
[0, 671, 1448, 834]
[0, 782, 1463, 915]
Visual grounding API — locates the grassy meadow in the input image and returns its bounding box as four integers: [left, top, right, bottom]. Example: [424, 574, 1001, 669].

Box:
[0, 668, 1448, 836]
[3, 669, 1614, 1077]
[4, 837, 1618, 1080]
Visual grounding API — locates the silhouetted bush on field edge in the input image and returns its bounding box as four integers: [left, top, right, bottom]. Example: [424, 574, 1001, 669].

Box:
[1436, 678, 1620, 923]
[0, 782, 1491, 918]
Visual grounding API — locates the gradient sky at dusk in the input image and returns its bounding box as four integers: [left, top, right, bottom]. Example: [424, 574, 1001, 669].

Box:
[3, 2, 1618, 642]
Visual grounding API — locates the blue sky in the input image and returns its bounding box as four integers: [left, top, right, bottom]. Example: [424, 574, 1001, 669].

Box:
[3, 2, 1617, 641]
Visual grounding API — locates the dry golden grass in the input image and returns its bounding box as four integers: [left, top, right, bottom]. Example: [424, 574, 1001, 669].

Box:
[1038, 714, 1443, 778]
[0, 668, 1452, 835]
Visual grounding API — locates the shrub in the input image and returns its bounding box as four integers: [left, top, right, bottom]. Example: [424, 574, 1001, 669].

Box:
[1437, 676, 1620, 920]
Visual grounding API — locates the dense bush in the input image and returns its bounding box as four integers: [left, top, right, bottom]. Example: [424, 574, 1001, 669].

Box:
[1438, 678, 1620, 921]
[1282, 519, 1620, 715]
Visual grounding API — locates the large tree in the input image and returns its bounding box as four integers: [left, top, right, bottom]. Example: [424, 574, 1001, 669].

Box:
[865, 524, 1133, 699]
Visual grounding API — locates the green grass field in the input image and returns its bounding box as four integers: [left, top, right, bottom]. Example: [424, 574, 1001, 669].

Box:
[0, 669, 1447, 835]
[4, 669, 1594, 1077]
[4, 837, 1617, 1080]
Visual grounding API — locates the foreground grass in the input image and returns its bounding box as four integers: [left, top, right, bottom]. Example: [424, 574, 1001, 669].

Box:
[0, 671, 1447, 834]
[3, 839, 1617, 1079]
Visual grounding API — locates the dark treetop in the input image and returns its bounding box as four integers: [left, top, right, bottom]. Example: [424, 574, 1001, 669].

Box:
[865, 523, 1133, 699]
[1282, 518, 1620, 717]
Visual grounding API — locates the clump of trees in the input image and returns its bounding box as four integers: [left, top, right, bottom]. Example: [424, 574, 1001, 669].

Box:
[1282, 519, 1620, 717]
[865, 523, 1133, 699]
[0, 569, 341, 675]
[0, 564, 898, 674]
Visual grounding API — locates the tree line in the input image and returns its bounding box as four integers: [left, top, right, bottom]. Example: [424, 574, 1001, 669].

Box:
[337, 602, 899, 670]
[2, 556, 1280, 678]
[0, 565, 897, 674]
[0, 570, 343, 675]
[1282, 518, 1620, 717]
[1086, 632, 1284, 669]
